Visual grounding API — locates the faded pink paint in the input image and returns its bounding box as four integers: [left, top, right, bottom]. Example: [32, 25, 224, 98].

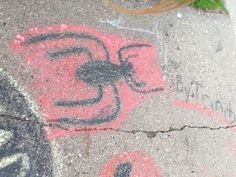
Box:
[175, 100, 236, 176]
[174, 100, 235, 129]
[11, 25, 164, 139]
[100, 151, 163, 177]
[226, 139, 236, 157]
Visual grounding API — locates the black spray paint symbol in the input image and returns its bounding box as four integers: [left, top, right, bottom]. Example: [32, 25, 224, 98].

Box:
[0, 75, 52, 177]
[23, 32, 163, 127]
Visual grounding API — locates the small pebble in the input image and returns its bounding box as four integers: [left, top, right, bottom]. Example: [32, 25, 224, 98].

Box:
[177, 13, 182, 18]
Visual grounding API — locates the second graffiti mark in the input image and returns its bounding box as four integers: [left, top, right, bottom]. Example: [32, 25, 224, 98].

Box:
[100, 151, 163, 177]
[175, 74, 236, 122]
[161, 58, 236, 122]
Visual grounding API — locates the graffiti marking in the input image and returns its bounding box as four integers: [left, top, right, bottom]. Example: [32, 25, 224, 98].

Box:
[114, 162, 132, 177]
[12, 25, 164, 138]
[99, 17, 158, 35]
[100, 151, 163, 177]
[0, 153, 30, 177]
[0, 72, 53, 177]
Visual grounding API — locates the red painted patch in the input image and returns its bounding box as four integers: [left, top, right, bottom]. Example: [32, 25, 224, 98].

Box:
[100, 151, 163, 177]
[11, 25, 164, 139]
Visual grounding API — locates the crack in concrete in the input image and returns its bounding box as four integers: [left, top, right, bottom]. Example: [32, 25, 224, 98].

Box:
[115, 125, 236, 138]
[1, 114, 236, 138]
[0, 113, 69, 131]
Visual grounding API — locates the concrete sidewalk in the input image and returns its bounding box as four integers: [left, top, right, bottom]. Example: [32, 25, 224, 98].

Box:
[225, 0, 236, 35]
[0, 1, 236, 177]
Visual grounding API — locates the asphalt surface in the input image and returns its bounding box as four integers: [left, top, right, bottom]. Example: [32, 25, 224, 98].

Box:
[0, 0, 236, 177]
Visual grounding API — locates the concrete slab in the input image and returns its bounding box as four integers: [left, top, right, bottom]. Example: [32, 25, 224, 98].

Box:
[0, 0, 236, 176]
[225, 0, 236, 35]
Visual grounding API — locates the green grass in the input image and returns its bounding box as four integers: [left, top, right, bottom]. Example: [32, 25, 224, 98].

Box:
[192, 0, 226, 12]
